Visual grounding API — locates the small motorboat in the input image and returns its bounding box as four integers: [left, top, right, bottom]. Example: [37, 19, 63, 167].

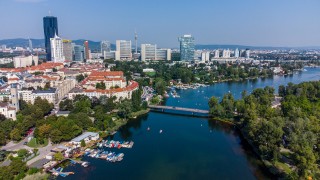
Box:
[159, 129, 163, 134]
[147, 127, 150, 131]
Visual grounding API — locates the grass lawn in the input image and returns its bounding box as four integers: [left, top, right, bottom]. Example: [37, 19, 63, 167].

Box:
[145, 72, 156, 77]
[27, 138, 48, 148]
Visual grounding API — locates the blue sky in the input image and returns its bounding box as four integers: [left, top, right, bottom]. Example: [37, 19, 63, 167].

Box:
[0, 0, 320, 48]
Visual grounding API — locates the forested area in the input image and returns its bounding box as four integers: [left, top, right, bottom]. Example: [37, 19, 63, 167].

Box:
[209, 81, 320, 179]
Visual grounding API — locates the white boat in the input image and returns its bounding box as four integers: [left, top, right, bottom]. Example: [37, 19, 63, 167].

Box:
[159, 129, 163, 134]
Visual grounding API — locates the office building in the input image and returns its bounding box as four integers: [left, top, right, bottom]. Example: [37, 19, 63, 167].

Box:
[73, 45, 84, 62]
[115, 40, 132, 60]
[84, 41, 90, 60]
[156, 49, 171, 61]
[141, 44, 156, 61]
[50, 34, 65, 63]
[178, 35, 195, 61]
[245, 49, 250, 58]
[63, 39, 73, 61]
[28, 38, 33, 53]
[101, 41, 111, 54]
[43, 16, 58, 61]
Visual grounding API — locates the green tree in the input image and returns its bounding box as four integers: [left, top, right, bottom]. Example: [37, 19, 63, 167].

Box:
[80, 139, 86, 147]
[54, 152, 64, 161]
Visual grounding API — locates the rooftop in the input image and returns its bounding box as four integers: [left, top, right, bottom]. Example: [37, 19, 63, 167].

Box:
[71, 132, 99, 142]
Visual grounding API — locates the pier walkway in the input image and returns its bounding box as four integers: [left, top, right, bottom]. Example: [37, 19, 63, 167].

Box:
[148, 105, 210, 117]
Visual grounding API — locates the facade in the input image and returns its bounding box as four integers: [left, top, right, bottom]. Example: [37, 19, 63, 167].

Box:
[73, 45, 84, 62]
[141, 44, 156, 61]
[84, 41, 90, 60]
[13, 56, 39, 68]
[245, 49, 250, 58]
[201, 51, 210, 62]
[28, 38, 33, 53]
[43, 16, 58, 61]
[101, 41, 111, 55]
[50, 34, 65, 63]
[115, 40, 132, 60]
[20, 89, 57, 104]
[104, 51, 116, 60]
[156, 49, 171, 61]
[222, 49, 231, 58]
[0, 103, 16, 120]
[214, 50, 220, 58]
[63, 39, 73, 61]
[235, 48, 240, 58]
[178, 35, 195, 61]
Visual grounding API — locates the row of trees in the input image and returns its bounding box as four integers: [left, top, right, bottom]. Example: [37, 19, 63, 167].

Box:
[209, 81, 320, 179]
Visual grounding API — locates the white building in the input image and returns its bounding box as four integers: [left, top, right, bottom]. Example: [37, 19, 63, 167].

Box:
[70, 132, 99, 145]
[13, 56, 39, 68]
[115, 40, 132, 60]
[245, 49, 250, 59]
[222, 49, 231, 58]
[156, 49, 171, 61]
[101, 41, 111, 55]
[0, 103, 16, 120]
[201, 51, 210, 62]
[214, 50, 220, 58]
[50, 34, 65, 63]
[234, 48, 240, 58]
[141, 44, 156, 61]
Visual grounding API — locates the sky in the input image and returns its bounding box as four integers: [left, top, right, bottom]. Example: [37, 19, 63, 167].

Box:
[0, 0, 320, 48]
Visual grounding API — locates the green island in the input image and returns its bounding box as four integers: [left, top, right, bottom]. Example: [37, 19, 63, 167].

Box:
[208, 81, 320, 179]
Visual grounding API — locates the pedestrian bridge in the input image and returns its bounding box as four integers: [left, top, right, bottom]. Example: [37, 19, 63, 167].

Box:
[148, 105, 210, 117]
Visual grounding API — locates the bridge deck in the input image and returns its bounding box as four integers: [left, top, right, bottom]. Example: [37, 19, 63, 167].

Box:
[148, 105, 209, 114]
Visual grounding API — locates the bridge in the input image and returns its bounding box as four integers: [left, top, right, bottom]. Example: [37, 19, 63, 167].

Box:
[148, 105, 210, 117]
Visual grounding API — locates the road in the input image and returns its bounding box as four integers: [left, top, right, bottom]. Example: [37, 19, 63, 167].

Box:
[1, 131, 34, 151]
[27, 140, 58, 166]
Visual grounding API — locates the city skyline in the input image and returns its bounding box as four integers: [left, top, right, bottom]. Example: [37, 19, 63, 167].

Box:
[1, 0, 320, 48]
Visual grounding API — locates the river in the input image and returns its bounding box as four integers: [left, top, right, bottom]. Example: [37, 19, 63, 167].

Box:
[58, 67, 320, 180]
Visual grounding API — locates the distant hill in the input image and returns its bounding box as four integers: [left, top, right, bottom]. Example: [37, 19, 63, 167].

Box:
[0, 38, 115, 51]
[196, 44, 320, 50]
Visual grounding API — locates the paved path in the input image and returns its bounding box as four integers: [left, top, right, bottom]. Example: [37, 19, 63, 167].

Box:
[149, 105, 209, 114]
[27, 140, 58, 166]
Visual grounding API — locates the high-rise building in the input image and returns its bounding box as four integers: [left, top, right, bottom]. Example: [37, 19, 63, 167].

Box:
[84, 41, 90, 60]
[141, 44, 157, 61]
[245, 49, 250, 59]
[63, 39, 73, 61]
[50, 34, 65, 63]
[73, 44, 84, 62]
[201, 51, 210, 62]
[115, 40, 132, 60]
[234, 48, 240, 58]
[101, 41, 111, 57]
[43, 16, 58, 61]
[214, 50, 220, 58]
[28, 38, 33, 53]
[222, 49, 231, 58]
[156, 49, 171, 61]
[178, 34, 195, 61]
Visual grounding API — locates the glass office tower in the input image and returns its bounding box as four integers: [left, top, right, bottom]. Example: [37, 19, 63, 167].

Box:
[43, 16, 58, 61]
[178, 34, 195, 61]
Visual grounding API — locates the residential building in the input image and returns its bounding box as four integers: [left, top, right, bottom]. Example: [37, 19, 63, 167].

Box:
[13, 56, 38, 68]
[245, 49, 251, 58]
[178, 34, 195, 61]
[214, 50, 220, 58]
[222, 49, 231, 58]
[201, 51, 210, 62]
[63, 39, 73, 61]
[0, 103, 16, 120]
[235, 48, 240, 58]
[115, 40, 132, 60]
[50, 34, 65, 63]
[43, 16, 58, 61]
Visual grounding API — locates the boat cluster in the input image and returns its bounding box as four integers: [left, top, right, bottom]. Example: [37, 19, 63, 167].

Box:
[97, 140, 134, 149]
[84, 149, 124, 162]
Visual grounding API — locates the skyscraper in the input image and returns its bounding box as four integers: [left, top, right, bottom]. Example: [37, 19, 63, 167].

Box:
[28, 38, 33, 53]
[115, 40, 132, 60]
[234, 48, 240, 58]
[84, 41, 90, 60]
[101, 41, 111, 55]
[178, 35, 195, 61]
[50, 34, 65, 63]
[43, 16, 58, 61]
[73, 45, 84, 62]
[63, 39, 73, 61]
